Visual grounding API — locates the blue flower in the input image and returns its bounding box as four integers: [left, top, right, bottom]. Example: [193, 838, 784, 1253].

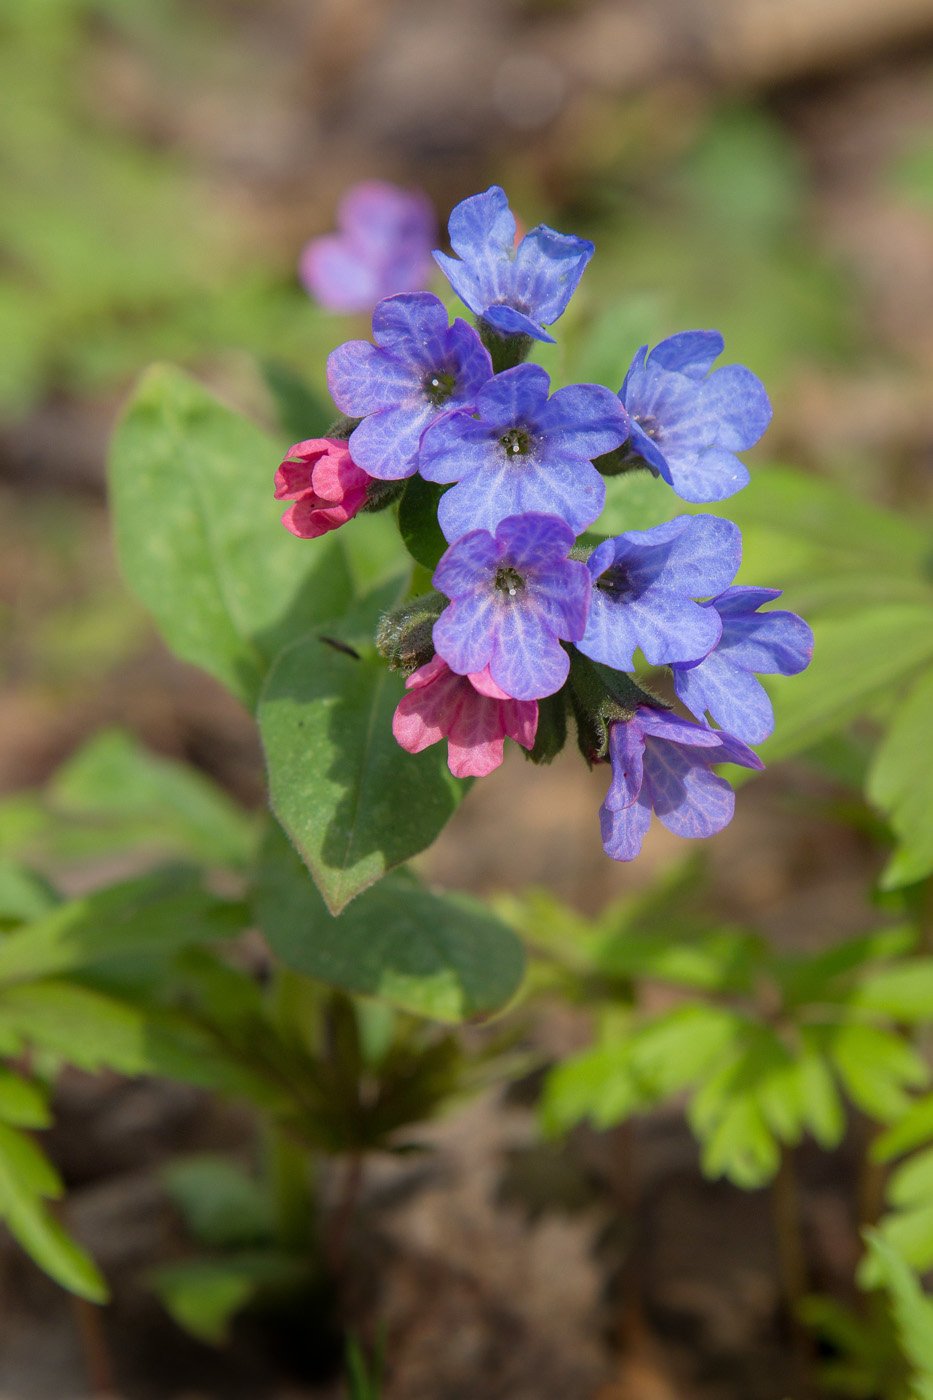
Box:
[619, 331, 772, 503]
[672, 587, 813, 744]
[326, 293, 492, 480]
[433, 186, 593, 344]
[432, 513, 591, 701]
[600, 707, 764, 862]
[577, 514, 741, 672]
[419, 363, 630, 541]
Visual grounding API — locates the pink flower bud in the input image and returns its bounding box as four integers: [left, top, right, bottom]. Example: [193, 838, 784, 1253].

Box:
[274, 438, 370, 539]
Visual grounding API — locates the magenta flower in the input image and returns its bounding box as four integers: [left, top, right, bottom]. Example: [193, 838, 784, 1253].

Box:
[300, 181, 437, 314]
[392, 655, 538, 778]
[273, 438, 370, 539]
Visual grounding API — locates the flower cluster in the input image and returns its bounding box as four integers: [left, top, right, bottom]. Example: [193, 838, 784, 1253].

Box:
[280, 184, 813, 862]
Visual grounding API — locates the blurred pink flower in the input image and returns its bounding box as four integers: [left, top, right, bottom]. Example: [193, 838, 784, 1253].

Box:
[392, 655, 538, 778]
[300, 181, 437, 313]
[274, 437, 370, 538]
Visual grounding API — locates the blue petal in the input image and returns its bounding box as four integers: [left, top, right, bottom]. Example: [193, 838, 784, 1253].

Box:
[719, 602, 814, 677]
[665, 447, 750, 503]
[432, 250, 487, 317]
[348, 404, 426, 479]
[476, 363, 551, 428]
[327, 341, 415, 415]
[482, 303, 555, 343]
[600, 792, 652, 861]
[619, 345, 648, 401]
[703, 365, 772, 450]
[637, 708, 723, 748]
[609, 515, 741, 599]
[433, 528, 499, 598]
[447, 186, 516, 263]
[538, 383, 630, 459]
[527, 557, 591, 641]
[647, 330, 724, 380]
[674, 655, 776, 745]
[510, 225, 594, 324]
[419, 413, 492, 485]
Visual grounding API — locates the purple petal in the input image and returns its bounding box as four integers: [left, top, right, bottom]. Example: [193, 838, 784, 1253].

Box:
[538, 383, 630, 459]
[300, 238, 383, 313]
[527, 557, 592, 641]
[326, 341, 415, 416]
[609, 515, 741, 599]
[721, 605, 814, 677]
[619, 345, 648, 401]
[489, 602, 570, 700]
[600, 792, 653, 862]
[636, 707, 724, 747]
[702, 365, 772, 451]
[496, 512, 576, 572]
[339, 181, 436, 257]
[713, 586, 783, 616]
[580, 586, 721, 671]
[347, 404, 426, 480]
[604, 720, 646, 811]
[647, 330, 724, 381]
[644, 741, 736, 840]
[433, 527, 500, 598]
[444, 318, 495, 400]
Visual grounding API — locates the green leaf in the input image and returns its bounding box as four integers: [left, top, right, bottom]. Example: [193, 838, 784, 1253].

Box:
[0, 869, 242, 985]
[539, 1042, 647, 1137]
[0, 1122, 107, 1302]
[48, 730, 255, 868]
[398, 477, 448, 571]
[0, 1070, 50, 1129]
[109, 365, 355, 708]
[862, 1230, 933, 1395]
[868, 666, 933, 889]
[258, 590, 465, 913]
[851, 959, 933, 1023]
[161, 1156, 275, 1249]
[150, 1253, 309, 1345]
[0, 862, 59, 928]
[255, 825, 525, 1022]
[822, 1023, 929, 1122]
[875, 1096, 933, 1164]
[257, 358, 331, 442]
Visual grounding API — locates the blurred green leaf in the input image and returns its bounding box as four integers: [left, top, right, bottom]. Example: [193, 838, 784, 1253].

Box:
[150, 1252, 309, 1346]
[868, 666, 933, 889]
[109, 366, 355, 708]
[161, 1156, 275, 1250]
[861, 1231, 933, 1395]
[0, 1121, 106, 1302]
[0, 869, 241, 985]
[0, 1070, 51, 1129]
[0, 863, 60, 928]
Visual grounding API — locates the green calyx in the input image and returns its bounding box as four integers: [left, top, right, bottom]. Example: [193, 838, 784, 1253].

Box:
[476, 318, 533, 375]
[566, 650, 669, 764]
[375, 591, 447, 675]
[591, 444, 657, 478]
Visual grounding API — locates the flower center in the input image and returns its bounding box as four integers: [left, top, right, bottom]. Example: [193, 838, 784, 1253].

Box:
[500, 427, 532, 458]
[494, 565, 526, 598]
[423, 370, 456, 407]
[596, 565, 633, 600]
[632, 413, 660, 440]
